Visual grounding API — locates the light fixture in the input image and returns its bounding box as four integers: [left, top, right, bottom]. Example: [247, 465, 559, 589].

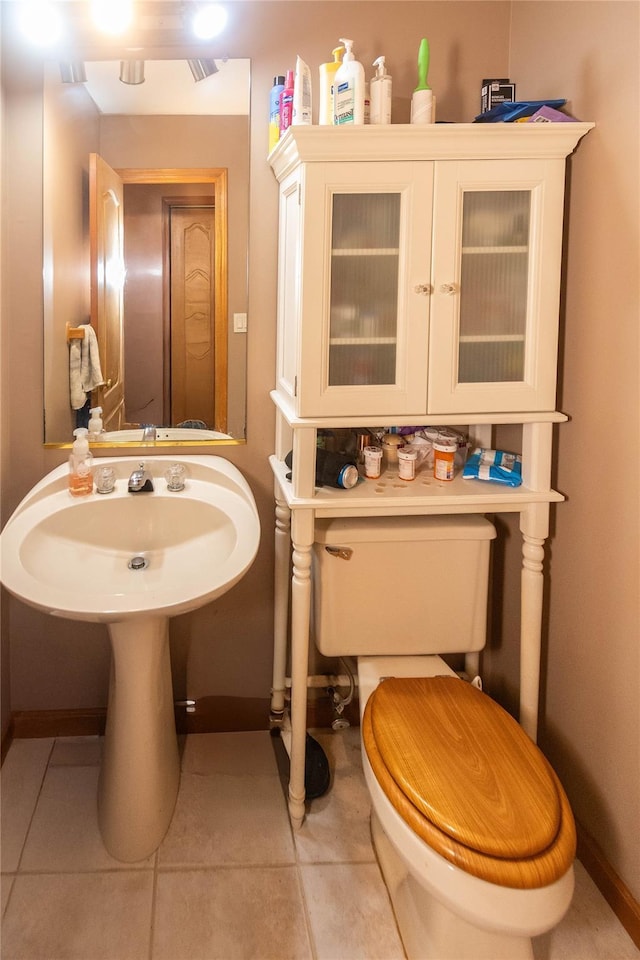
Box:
[191, 4, 228, 40]
[59, 62, 87, 84]
[17, 1, 64, 47]
[91, 0, 134, 35]
[119, 61, 145, 85]
[187, 59, 219, 82]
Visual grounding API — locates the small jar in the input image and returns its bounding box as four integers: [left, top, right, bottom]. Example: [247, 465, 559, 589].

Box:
[397, 447, 417, 481]
[381, 433, 404, 466]
[433, 439, 457, 481]
[363, 445, 383, 479]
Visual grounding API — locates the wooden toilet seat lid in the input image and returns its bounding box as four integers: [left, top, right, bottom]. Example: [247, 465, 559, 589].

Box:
[365, 676, 576, 888]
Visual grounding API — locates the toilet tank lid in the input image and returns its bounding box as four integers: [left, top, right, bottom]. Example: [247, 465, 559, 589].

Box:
[314, 515, 496, 545]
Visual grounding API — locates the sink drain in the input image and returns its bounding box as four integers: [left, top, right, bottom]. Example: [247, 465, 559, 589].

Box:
[128, 555, 148, 571]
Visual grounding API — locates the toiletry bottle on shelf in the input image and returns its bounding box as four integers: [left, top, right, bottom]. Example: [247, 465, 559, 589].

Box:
[411, 38, 435, 124]
[269, 75, 286, 152]
[370, 56, 392, 124]
[68, 428, 94, 496]
[279, 70, 294, 135]
[292, 56, 312, 125]
[333, 38, 365, 125]
[318, 45, 344, 125]
[364, 81, 371, 123]
[87, 406, 104, 440]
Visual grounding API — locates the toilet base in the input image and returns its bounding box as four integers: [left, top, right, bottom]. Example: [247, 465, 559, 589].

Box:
[371, 810, 534, 960]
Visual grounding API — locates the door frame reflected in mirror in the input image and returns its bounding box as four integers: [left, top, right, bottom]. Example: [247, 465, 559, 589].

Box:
[91, 162, 229, 435]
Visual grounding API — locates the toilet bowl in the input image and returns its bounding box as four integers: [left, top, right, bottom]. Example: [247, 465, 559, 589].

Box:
[312, 517, 576, 960]
[358, 655, 575, 960]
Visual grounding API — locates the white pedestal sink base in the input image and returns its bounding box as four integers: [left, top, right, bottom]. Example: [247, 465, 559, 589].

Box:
[98, 616, 180, 862]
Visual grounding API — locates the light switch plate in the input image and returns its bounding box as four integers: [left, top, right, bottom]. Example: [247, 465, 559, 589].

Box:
[233, 312, 247, 333]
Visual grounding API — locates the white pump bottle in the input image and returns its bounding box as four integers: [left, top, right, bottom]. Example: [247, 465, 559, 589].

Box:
[88, 406, 104, 440]
[333, 39, 365, 125]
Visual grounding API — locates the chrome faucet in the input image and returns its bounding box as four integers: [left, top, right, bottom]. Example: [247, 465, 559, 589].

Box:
[128, 463, 154, 493]
[141, 424, 157, 441]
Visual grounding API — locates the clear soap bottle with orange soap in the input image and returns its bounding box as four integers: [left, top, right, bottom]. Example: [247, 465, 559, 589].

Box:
[68, 428, 94, 496]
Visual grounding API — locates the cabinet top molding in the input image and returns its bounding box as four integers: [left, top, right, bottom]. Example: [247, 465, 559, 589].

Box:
[268, 123, 594, 181]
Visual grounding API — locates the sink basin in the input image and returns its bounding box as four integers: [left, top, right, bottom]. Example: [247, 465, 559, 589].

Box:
[1, 456, 260, 622]
[100, 427, 231, 442]
[0, 456, 260, 862]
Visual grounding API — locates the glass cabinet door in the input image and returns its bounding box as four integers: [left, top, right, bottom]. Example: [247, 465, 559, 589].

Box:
[458, 189, 530, 384]
[297, 161, 432, 418]
[428, 159, 565, 414]
[328, 192, 400, 387]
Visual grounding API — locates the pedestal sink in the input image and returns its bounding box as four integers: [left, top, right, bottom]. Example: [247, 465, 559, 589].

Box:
[0, 456, 260, 861]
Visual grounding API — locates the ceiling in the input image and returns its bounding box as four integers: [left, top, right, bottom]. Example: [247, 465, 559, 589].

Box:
[83, 57, 250, 115]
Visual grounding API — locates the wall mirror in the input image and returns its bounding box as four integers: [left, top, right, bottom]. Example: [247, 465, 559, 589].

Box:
[43, 57, 250, 445]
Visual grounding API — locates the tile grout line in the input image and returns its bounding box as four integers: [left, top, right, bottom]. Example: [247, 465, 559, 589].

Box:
[2, 738, 56, 921]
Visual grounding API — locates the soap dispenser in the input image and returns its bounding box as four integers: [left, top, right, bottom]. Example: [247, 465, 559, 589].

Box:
[333, 38, 365, 125]
[68, 428, 94, 497]
[88, 406, 104, 440]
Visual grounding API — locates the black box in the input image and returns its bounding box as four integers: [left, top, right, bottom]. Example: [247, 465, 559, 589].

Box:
[481, 78, 516, 114]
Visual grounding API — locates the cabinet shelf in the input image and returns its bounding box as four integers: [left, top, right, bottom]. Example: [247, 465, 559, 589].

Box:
[329, 337, 397, 346]
[332, 248, 400, 257]
[462, 245, 528, 255]
[459, 334, 525, 344]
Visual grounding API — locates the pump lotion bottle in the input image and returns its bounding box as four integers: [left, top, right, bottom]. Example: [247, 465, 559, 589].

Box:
[333, 39, 365, 125]
[319, 45, 344, 125]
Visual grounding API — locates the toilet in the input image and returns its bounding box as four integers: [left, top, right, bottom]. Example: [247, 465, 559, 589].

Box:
[313, 516, 576, 960]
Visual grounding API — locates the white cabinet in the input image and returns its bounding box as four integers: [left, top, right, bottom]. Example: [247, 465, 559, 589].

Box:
[267, 124, 593, 829]
[270, 125, 592, 418]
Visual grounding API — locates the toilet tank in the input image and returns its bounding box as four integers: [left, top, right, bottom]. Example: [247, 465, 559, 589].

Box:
[313, 515, 496, 657]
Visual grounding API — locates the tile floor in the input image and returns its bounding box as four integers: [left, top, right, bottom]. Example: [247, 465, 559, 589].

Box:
[1, 727, 639, 960]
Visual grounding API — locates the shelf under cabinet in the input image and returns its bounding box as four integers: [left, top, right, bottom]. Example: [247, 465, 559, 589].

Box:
[270, 455, 564, 517]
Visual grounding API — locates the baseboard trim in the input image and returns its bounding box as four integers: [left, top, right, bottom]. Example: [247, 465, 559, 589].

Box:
[2, 695, 359, 753]
[576, 822, 640, 949]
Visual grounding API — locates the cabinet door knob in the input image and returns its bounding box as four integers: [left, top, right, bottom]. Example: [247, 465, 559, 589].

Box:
[414, 283, 433, 295]
[439, 282, 458, 295]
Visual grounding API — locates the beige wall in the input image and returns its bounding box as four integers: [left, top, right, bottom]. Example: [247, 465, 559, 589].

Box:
[1, 0, 638, 903]
[510, 0, 639, 903]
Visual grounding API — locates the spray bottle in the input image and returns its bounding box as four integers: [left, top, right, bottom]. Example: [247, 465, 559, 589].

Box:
[68, 428, 94, 496]
[411, 38, 435, 124]
[87, 406, 104, 440]
[269, 75, 285, 152]
[333, 38, 365, 125]
[370, 56, 392, 124]
[318, 45, 344, 125]
[279, 69, 295, 135]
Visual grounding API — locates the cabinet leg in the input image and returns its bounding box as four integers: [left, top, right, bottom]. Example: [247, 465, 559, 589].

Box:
[520, 531, 546, 741]
[270, 497, 291, 723]
[288, 540, 313, 828]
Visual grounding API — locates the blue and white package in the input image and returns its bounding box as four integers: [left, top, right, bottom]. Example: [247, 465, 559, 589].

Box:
[463, 448, 522, 487]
